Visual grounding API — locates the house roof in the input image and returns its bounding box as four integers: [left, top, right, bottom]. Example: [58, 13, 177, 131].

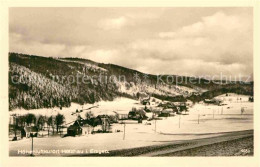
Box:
[72, 119, 94, 127]
[161, 109, 173, 113]
[68, 124, 81, 130]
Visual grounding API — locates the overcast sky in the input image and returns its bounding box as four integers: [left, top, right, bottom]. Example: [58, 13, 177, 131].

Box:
[9, 8, 253, 79]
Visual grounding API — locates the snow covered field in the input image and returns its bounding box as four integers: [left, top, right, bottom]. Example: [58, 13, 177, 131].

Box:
[9, 93, 253, 156]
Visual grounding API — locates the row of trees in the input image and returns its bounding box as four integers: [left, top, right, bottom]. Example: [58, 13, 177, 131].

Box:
[11, 113, 65, 136]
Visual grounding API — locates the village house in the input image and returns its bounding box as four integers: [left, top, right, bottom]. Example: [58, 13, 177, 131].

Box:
[67, 119, 92, 136]
[67, 115, 111, 136]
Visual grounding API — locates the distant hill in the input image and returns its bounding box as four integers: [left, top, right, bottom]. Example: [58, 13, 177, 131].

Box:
[9, 52, 253, 110]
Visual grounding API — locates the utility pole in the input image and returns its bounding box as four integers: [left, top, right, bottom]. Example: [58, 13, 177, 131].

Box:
[154, 119, 157, 133]
[31, 136, 33, 156]
[30, 133, 34, 156]
[179, 115, 181, 128]
[123, 123, 126, 140]
[198, 114, 200, 124]
[241, 107, 245, 115]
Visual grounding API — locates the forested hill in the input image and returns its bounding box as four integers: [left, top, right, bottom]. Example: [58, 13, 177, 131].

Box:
[9, 52, 253, 111]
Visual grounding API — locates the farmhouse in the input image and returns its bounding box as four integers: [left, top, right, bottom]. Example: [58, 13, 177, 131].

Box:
[204, 98, 221, 105]
[67, 115, 111, 136]
[128, 109, 147, 120]
[117, 114, 128, 120]
[67, 120, 92, 136]
[158, 109, 172, 117]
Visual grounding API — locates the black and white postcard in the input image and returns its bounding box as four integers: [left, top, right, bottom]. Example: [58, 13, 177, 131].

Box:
[0, 1, 259, 167]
